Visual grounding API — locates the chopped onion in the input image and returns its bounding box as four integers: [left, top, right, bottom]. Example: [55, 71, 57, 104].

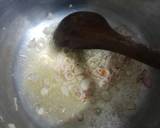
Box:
[64, 71, 74, 81]
[61, 86, 69, 96]
[80, 79, 91, 91]
[36, 107, 44, 115]
[62, 108, 66, 113]
[41, 87, 49, 96]
[99, 80, 107, 88]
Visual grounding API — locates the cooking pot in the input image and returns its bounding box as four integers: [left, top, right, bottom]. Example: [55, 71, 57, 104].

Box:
[0, 0, 160, 128]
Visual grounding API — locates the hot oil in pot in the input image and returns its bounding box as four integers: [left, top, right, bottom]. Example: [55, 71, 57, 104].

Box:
[14, 14, 150, 128]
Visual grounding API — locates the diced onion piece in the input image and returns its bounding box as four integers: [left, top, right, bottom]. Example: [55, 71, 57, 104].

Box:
[41, 87, 49, 96]
[61, 86, 69, 96]
[62, 108, 66, 113]
[43, 27, 51, 35]
[87, 57, 100, 69]
[36, 107, 44, 115]
[80, 79, 91, 91]
[64, 71, 74, 81]
[27, 73, 38, 81]
[73, 67, 84, 75]
[99, 80, 106, 88]
[77, 75, 84, 81]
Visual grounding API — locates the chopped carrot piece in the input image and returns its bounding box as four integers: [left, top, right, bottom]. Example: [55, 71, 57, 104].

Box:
[98, 68, 109, 77]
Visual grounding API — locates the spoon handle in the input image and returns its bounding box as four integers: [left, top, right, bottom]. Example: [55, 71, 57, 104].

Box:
[95, 33, 160, 69]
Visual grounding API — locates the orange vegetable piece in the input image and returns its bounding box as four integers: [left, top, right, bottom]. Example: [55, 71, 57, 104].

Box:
[98, 68, 109, 77]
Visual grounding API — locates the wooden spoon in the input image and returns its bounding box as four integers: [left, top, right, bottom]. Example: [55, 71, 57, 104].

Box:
[53, 11, 160, 69]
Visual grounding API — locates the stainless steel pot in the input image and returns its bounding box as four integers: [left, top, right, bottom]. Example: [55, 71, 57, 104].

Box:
[0, 0, 160, 128]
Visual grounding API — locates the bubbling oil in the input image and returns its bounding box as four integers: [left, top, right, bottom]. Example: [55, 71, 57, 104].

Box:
[14, 13, 149, 128]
